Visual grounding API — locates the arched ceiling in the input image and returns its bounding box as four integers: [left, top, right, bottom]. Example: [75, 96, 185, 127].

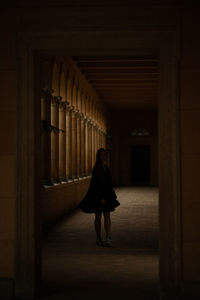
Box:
[73, 56, 159, 111]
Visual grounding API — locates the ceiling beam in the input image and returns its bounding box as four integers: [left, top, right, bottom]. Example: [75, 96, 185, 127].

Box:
[72, 56, 159, 110]
[93, 83, 158, 87]
[86, 74, 158, 79]
[73, 57, 158, 63]
[89, 79, 158, 83]
[83, 69, 159, 74]
[78, 65, 158, 70]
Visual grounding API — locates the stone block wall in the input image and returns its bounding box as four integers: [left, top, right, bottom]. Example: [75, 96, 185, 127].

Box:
[0, 34, 17, 279]
[42, 178, 90, 225]
[180, 5, 200, 281]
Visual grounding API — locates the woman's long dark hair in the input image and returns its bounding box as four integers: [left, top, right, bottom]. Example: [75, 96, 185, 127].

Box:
[95, 148, 105, 167]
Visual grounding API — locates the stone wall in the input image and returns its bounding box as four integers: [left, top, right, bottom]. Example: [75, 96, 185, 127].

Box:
[42, 178, 90, 225]
[0, 33, 16, 281]
[180, 4, 200, 281]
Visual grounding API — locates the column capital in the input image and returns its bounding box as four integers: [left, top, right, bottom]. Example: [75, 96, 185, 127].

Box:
[71, 105, 76, 113]
[66, 103, 73, 112]
[54, 95, 62, 102]
[59, 101, 67, 111]
[75, 110, 80, 118]
[100, 127, 104, 134]
[84, 116, 89, 125]
[88, 119, 93, 126]
[80, 113, 85, 122]
[51, 95, 62, 105]
[62, 100, 69, 106]
[96, 125, 101, 132]
[71, 110, 76, 117]
[84, 116, 89, 123]
[41, 87, 53, 101]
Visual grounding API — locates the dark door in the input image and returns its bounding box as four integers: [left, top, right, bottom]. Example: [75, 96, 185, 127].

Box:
[131, 144, 151, 185]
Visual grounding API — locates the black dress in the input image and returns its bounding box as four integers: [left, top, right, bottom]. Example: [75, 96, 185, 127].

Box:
[78, 164, 120, 213]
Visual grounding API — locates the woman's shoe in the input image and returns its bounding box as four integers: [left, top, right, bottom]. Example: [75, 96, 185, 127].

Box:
[96, 239, 104, 246]
[105, 237, 111, 247]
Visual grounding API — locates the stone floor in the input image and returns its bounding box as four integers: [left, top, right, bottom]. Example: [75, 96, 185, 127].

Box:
[40, 187, 159, 300]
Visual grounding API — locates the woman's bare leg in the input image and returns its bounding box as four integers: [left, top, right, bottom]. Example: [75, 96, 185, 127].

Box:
[94, 212, 102, 242]
[103, 212, 111, 238]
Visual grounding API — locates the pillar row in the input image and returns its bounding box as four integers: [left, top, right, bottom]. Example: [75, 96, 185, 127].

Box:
[41, 82, 108, 185]
[41, 88, 52, 185]
[71, 108, 77, 179]
[67, 106, 73, 180]
[58, 101, 67, 182]
[84, 119, 89, 176]
[51, 96, 61, 183]
[80, 115, 85, 177]
[89, 121, 93, 175]
[91, 124, 95, 168]
[65, 105, 70, 181]
[76, 112, 81, 178]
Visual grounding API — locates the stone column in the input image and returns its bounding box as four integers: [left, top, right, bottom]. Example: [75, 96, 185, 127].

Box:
[87, 121, 90, 175]
[103, 131, 106, 149]
[72, 83, 77, 109]
[99, 129, 101, 148]
[65, 105, 70, 181]
[51, 96, 61, 183]
[101, 131, 103, 148]
[80, 114, 85, 177]
[98, 128, 101, 150]
[71, 108, 77, 179]
[91, 122, 94, 172]
[41, 88, 52, 185]
[76, 112, 81, 178]
[66, 106, 73, 180]
[96, 126, 99, 152]
[82, 93, 86, 116]
[94, 125, 97, 162]
[88, 121, 92, 175]
[96, 127, 99, 151]
[84, 118, 88, 176]
[58, 101, 66, 182]
[78, 90, 82, 178]
[100, 130, 103, 148]
[95, 126, 98, 154]
[77, 88, 81, 112]
[91, 124, 95, 167]
[102, 131, 104, 148]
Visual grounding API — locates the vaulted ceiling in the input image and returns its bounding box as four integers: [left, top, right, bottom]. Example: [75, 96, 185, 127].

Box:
[73, 56, 159, 111]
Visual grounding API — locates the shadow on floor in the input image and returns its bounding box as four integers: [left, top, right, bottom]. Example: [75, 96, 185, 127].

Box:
[41, 187, 159, 300]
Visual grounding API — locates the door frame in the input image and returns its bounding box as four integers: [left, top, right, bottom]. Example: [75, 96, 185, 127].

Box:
[15, 29, 181, 299]
[131, 144, 151, 185]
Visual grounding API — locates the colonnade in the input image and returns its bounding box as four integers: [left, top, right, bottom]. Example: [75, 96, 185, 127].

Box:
[41, 61, 107, 186]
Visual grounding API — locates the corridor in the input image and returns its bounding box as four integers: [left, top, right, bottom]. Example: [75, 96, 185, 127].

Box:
[41, 187, 159, 300]
[2, 3, 200, 299]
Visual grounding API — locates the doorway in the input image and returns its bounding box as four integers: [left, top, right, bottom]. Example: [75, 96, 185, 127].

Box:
[41, 55, 159, 298]
[16, 30, 181, 299]
[131, 144, 151, 185]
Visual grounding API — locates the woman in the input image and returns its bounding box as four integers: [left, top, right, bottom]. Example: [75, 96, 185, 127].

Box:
[79, 148, 120, 247]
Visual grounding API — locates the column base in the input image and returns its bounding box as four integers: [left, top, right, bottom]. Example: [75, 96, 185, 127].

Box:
[59, 177, 67, 183]
[42, 178, 53, 186]
[51, 177, 61, 185]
